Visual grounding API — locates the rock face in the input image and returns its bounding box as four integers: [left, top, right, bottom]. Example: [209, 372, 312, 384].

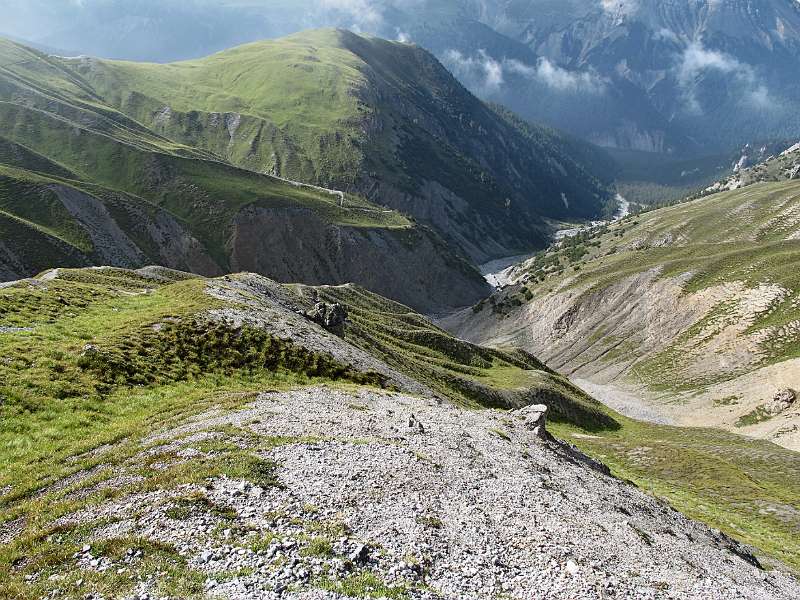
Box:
[515, 403, 549, 440]
[0, 181, 224, 281]
[228, 206, 489, 313]
[43, 388, 800, 599]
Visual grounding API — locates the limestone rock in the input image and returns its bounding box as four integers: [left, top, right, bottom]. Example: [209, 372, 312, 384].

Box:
[408, 414, 425, 434]
[81, 344, 100, 357]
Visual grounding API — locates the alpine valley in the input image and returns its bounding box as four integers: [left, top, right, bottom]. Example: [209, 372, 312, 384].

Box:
[1, 3, 800, 600]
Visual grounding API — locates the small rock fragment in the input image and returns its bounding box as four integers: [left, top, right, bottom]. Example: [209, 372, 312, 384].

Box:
[566, 559, 580, 576]
[408, 414, 425, 434]
[349, 544, 370, 564]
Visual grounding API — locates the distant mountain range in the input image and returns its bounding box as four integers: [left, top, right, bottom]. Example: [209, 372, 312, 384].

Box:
[418, 0, 800, 155]
[4, 0, 800, 157]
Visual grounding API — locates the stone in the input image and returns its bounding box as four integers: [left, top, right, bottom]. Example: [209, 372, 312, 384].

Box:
[767, 389, 796, 415]
[305, 302, 348, 333]
[348, 544, 370, 564]
[80, 344, 100, 357]
[517, 404, 549, 439]
[408, 414, 425, 434]
[566, 560, 580, 576]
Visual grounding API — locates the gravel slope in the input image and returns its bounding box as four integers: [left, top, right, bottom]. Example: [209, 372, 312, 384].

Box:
[47, 387, 800, 600]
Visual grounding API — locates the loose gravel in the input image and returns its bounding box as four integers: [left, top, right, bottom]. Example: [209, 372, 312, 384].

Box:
[45, 387, 800, 600]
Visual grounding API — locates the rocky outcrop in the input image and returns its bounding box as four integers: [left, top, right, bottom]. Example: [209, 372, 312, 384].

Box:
[515, 403, 549, 439]
[52, 184, 147, 268]
[304, 301, 348, 334]
[0, 182, 223, 282]
[202, 273, 433, 396]
[228, 205, 489, 313]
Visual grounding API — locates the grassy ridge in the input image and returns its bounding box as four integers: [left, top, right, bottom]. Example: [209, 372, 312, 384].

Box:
[304, 283, 616, 430]
[0, 34, 421, 281]
[72, 30, 368, 186]
[0, 266, 798, 592]
[57, 29, 612, 260]
[0, 267, 604, 597]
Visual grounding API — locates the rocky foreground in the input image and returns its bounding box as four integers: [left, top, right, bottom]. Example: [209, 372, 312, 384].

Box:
[36, 387, 800, 600]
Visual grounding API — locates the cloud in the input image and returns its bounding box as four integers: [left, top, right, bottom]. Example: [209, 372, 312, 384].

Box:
[653, 27, 680, 44]
[600, 0, 640, 17]
[676, 40, 773, 113]
[314, 0, 431, 32]
[395, 28, 411, 43]
[443, 49, 505, 94]
[529, 58, 606, 93]
[318, 0, 385, 28]
[443, 50, 606, 96]
[678, 41, 743, 81]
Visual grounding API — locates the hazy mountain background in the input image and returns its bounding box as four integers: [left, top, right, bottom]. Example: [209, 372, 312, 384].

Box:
[2, 0, 800, 168]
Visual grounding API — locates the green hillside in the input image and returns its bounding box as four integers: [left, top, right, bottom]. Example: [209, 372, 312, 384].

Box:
[0, 35, 489, 312]
[516, 181, 800, 375]
[62, 29, 613, 261]
[446, 180, 800, 550]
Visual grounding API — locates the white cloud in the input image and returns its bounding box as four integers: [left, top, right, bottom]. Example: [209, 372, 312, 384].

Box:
[678, 41, 743, 81]
[443, 49, 505, 94]
[531, 58, 606, 93]
[318, 0, 384, 28]
[676, 40, 773, 113]
[747, 84, 772, 109]
[314, 0, 432, 32]
[443, 49, 606, 96]
[653, 27, 680, 44]
[395, 28, 411, 43]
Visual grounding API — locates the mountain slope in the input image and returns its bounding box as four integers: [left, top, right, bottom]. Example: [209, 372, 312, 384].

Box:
[443, 178, 800, 451]
[62, 29, 613, 262]
[705, 142, 800, 194]
[5, 1, 800, 159]
[501, 0, 800, 154]
[1, 266, 800, 598]
[0, 36, 489, 312]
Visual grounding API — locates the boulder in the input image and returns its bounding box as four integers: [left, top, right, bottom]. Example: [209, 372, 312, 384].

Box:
[81, 344, 100, 357]
[305, 302, 348, 334]
[348, 544, 370, 564]
[766, 388, 796, 415]
[408, 414, 425, 434]
[516, 404, 549, 439]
